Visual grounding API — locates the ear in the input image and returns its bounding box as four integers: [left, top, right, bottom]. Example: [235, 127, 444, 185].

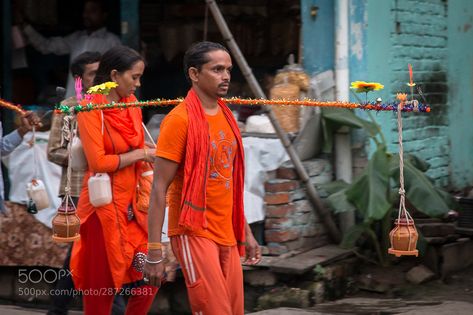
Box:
[110, 69, 118, 83]
[188, 67, 199, 83]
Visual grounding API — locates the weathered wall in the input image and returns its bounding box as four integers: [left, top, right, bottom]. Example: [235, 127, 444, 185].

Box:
[447, 0, 473, 189]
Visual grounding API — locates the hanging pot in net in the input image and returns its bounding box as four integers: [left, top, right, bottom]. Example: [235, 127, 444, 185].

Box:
[52, 200, 80, 243]
[388, 216, 418, 257]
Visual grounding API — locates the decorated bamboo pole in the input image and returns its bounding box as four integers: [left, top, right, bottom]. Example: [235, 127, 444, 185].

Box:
[205, 0, 342, 243]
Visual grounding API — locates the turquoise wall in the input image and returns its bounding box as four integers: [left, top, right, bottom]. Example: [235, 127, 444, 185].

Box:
[358, 0, 450, 187]
[447, 1, 473, 188]
[301, 0, 335, 74]
[304, 0, 472, 189]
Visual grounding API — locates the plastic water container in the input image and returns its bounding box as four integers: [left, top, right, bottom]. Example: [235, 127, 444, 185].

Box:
[71, 138, 88, 171]
[88, 173, 112, 207]
[26, 179, 49, 210]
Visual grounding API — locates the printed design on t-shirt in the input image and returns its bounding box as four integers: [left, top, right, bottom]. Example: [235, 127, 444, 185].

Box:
[209, 130, 236, 189]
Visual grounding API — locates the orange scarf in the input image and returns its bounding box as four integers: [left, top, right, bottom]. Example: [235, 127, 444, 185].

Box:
[87, 94, 143, 149]
[179, 88, 246, 256]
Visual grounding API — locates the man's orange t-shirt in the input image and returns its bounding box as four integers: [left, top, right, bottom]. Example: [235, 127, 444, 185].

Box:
[156, 102, 237, 246]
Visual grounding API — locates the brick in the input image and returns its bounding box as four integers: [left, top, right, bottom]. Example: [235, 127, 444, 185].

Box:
[303, 223, 327, 237]
[290, 188, 306, 202]
[292, 212, 312, 225]
[276, 159, 331, 179]
[264, 192, 290, 205]
[266, 170, 277, 180]
[265, 179, 300, 192]
[276, 166, 298, 179]
[309, 173, 333, 185]
[283, 238, 304, 251]
[294, 199, 312, 214]
[265, 228, 300, 243]
[265, 217, 294, 229]
[266, 242, 289, 255]
[265, 203, 296, 218]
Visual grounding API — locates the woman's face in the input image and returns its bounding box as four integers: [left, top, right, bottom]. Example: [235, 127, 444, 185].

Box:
[111, 60, 145, 98]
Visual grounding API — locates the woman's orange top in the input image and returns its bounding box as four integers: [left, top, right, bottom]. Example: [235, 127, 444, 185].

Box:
[70, 103, 147, 290]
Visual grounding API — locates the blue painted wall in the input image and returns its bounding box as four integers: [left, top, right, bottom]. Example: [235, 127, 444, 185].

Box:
[447, 1, 473, 188]
[301, 0, 335, 75]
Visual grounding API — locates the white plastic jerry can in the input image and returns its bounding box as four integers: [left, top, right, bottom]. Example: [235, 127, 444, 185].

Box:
[88, 173, 112, 207]
[26, 179, 50, 210]
[71, 137, 88, 171]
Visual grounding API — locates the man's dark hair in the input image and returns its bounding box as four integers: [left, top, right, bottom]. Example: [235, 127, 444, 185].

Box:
[70, 51, 101, 77]
[183, 41, 229, 84]
[85, 0, 107, 13]
[94, 45, 144, 85]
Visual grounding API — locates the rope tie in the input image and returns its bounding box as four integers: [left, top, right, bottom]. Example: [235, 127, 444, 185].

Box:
[396, 101, 413, 225]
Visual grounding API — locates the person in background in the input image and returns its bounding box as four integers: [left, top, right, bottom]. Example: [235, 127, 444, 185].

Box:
[144, 41, 261, 315]
[0, 111, 40, 214]
[19, 0, 121, 98]
[70, 46, 156, 315]
[46, 51, 126, 315]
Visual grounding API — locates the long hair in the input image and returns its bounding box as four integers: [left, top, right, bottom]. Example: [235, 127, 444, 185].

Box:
[183, 41, 229, 84]
[94, 45, 144, 85]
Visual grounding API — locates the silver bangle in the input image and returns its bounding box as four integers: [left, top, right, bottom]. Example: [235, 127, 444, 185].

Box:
[145, 257, 164, 264]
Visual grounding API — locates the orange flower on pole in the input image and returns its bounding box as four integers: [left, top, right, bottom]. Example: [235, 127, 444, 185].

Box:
[350, 81, 384, 93]
[396, 93, 408, 102]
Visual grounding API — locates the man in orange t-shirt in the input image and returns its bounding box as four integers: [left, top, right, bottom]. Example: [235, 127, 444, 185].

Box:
[144, 41, 261, 315]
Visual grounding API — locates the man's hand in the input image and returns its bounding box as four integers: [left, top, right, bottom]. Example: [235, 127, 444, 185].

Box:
[243, 228, 261, 265]
[18, 111, 41, 137]
[143, 249, 165, 287]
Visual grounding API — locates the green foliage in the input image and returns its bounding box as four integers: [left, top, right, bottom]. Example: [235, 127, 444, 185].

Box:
[321, 108, 454, 265]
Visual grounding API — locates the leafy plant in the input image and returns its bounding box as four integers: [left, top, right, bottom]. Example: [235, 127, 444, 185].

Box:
[320, 102, 456, 265]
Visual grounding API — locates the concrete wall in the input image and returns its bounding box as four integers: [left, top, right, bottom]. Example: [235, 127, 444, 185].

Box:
[447, 1, 473, 189]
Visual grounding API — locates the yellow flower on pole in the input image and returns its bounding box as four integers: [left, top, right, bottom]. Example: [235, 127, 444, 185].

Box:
[87, 82, 118, 95]
[350, 81, 384, 93]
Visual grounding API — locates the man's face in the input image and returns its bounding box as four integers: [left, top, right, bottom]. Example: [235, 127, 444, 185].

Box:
[83, 2, 106, 31]
[193, 50, 232, 98]
[82, 62, 99, 90]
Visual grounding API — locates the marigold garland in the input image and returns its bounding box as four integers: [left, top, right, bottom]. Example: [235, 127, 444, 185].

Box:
[0, 99, 26, 115]
[53, 97, 430, 114]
